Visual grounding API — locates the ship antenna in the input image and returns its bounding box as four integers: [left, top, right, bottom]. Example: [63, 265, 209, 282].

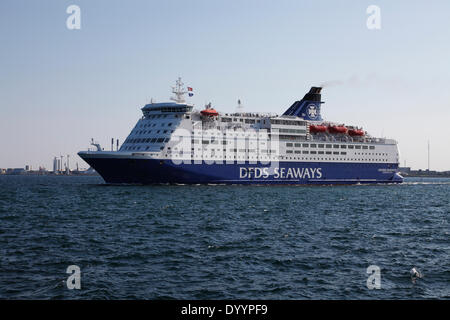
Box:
[170, 77, 187, 103]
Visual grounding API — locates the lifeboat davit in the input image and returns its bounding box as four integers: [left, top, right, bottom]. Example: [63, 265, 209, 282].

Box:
[348, 129, 364, 136]
[309, 124, 327, 133]
[200, 108, 219, 117]
[328, 125, 348, 134]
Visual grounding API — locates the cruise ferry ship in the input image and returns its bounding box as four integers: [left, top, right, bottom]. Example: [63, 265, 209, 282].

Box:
[78, 78, 403, 184]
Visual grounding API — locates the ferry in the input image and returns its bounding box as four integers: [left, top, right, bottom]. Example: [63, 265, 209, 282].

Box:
[78, 78, 403, 184]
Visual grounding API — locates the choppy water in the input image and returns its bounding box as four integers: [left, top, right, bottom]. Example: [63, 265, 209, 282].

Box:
[0, 175, 449, 299]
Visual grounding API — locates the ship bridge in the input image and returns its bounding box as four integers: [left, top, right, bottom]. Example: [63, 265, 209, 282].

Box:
[142, 102, 193, 114]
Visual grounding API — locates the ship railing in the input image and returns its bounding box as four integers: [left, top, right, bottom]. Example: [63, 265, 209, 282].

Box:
[308, 135, 391, 145]
[224, 112, 278, 118]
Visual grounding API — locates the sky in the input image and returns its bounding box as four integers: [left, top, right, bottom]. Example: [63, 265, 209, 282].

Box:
[1, 0, 449, 171]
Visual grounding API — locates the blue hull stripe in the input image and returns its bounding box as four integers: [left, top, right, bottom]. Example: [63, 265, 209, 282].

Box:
[79, 156, 403, 185]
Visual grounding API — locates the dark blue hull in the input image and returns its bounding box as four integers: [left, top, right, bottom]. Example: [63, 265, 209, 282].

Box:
[79, 155, 403, 185]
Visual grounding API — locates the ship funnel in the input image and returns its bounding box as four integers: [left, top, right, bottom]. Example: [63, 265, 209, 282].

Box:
[282, 86, 324, 121]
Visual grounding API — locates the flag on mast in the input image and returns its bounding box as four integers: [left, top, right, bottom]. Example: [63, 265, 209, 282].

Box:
[187, 87, 194, 96]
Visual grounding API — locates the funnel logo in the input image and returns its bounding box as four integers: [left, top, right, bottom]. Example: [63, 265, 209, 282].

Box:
[307, 104, 318, 119]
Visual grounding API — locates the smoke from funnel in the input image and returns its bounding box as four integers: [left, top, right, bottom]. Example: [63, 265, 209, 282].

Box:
[320, 75, 363, 88]
[320, 80, 345, 88]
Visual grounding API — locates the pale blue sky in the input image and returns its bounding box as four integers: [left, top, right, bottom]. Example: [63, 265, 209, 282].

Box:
[1, 0, 449, 170]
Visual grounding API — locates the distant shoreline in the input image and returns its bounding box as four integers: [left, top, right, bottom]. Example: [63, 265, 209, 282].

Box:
[402, 173, 450, 178]
[398, 167, 450, 178]
[0, 172, 99, 176]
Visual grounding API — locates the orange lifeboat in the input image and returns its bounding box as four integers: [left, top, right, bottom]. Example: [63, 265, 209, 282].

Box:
[328, 125, 348, 134]
[348, 129, 364, 136]
[200, 105, 219, 117]
[309, 124, 327, 133]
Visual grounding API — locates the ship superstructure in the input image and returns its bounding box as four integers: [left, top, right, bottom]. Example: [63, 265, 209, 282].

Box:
[78, 78, 403, 184]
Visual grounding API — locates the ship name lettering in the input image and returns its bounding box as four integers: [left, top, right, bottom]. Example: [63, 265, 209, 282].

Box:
[241, 167, 322, 179]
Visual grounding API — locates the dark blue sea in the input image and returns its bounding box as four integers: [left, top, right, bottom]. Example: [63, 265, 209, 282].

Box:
[0, 175, 448, 299]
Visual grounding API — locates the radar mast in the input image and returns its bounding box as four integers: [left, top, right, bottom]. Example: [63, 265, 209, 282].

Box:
[170, 77, 187, 103]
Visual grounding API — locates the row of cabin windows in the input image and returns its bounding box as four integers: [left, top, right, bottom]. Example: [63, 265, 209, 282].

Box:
[190, 133, 306, 139]
[286, 149, 387, 157]
[144, 113, 184, 119]
[182, 148, 278, 153]
[167, 152, 390, 163]
[191, 131, 270, 137]
[281, 157, 390, 162]
[271, 119, 307, 126]
[286, 142, 376, 150]
[287, 150, 347, 155]
[123, 145, 164, 151]
[125, 137, 170, 144]
[220, 118, 268, 124]
[220, 117, 257, 123]
[131, 129, 174, 136]
[185, 149, 389, 159]
[191, 139, 275, 145]
[218, 118, 306, 126]
[277, 128, 306, 134]
[135, 122, 173, 132]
